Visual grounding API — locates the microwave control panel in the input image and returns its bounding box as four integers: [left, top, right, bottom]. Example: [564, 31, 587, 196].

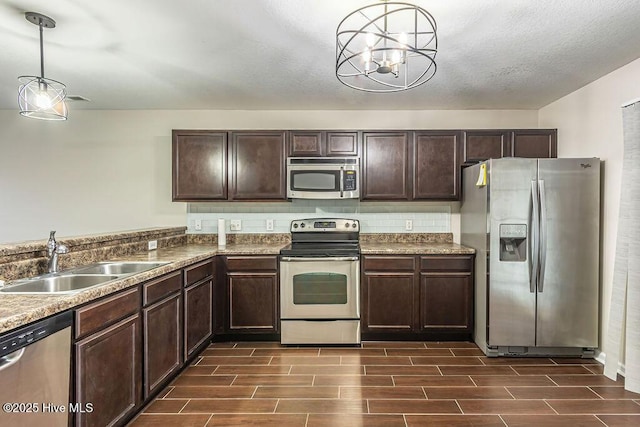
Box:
[344, 170, 357, 191]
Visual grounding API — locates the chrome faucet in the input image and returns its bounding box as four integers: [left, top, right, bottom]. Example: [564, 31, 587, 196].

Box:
[46, 231, 68, 273]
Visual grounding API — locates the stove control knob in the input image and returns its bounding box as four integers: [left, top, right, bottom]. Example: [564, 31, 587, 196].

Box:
[293, 223, 299, 229]
[345, 223, 350, 228]
[300, 223, 306, 228]
[352, 223, 357, 228]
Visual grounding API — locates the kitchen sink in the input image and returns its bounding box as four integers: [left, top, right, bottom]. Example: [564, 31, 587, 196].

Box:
[0, 261, 170, 294]
[70, 261, 169, 275]
[0, 274, 121, 294]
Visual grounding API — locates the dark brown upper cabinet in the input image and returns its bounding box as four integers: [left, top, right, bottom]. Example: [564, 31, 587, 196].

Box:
[229, 131, 287, 200]
[463, 130, 510, 164]
[288, 131, 358, 157]
[172, 130, 228, 201]
[413, 131, 462, 200]
[462, 129, 557, 164]
[361, 132, 410, 200]
[511, 129, 557, 158]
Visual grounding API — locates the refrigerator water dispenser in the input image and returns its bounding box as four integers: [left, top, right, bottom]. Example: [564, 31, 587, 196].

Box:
[499, 224, 527, 261]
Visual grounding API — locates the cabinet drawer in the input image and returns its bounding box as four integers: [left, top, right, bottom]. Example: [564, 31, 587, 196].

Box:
[184, 259, 213, 286]
[142, 271, 182, 306]
[75, 287, 140, 339]
[225, 256, 278, 272]
[420, 256, 472, 272]
[363, 256, 416, 271]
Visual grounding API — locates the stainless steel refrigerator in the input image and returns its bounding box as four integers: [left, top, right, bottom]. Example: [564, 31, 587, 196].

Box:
[461, 158, 600, 357]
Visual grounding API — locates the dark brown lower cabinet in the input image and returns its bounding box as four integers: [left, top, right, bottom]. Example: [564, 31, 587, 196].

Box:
[143, 292, 182, 398]
[75, 314, 141, 427]
[362, 254, 418, 333]
[420, 274, 472, 331]
[184, 278, 213, 360]
[221, 256, 279, 335]
[228, 273, 278, 333]
[73, 260, 215, 426]
[361, 254, 474, 340]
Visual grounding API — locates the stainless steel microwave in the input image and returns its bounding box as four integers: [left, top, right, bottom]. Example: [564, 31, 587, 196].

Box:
[287, 158, 359, 199]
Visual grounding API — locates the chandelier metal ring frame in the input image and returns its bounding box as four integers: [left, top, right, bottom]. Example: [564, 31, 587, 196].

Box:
[336, 2, 438, 93]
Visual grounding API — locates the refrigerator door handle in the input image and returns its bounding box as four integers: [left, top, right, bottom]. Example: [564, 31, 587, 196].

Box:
[538, 179, 547, 292]
[530, 180, 540, 293]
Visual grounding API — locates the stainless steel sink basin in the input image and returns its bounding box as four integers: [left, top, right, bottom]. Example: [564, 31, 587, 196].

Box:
[0, 261, 170, 294]
[70, 261, 169, 275]
[0, 274, 121, 294]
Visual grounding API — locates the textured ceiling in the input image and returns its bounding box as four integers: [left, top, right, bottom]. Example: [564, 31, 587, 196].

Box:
[1, 0, 640, 111]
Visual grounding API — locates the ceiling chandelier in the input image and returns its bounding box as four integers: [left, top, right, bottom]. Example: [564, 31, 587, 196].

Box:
[336, 1, 437, 93]
[18, 12, 68, 120]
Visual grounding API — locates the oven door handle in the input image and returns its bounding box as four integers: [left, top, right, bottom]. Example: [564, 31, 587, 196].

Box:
[280, 256, 359, 262]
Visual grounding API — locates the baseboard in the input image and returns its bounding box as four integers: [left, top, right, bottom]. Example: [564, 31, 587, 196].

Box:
[596, 350, 626, 376]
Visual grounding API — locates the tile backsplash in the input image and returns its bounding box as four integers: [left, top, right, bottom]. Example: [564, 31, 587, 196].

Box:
[187, 200, 451, 234]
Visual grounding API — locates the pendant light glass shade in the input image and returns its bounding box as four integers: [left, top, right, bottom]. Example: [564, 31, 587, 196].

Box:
[18, 12, 67, 121]
[336, 1, 437, 93]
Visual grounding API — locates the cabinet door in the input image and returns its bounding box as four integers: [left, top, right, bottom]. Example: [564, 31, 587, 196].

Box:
[413, 131, 461, 200]
[172, 130, 227, 200]
[511, 129, 557, 158]
[362, 132, 410, 200]
[326, 132, 358, 156]
[184, 279, 213, 360]
[228, 272, 278, 333]
[230, 132, 287, 200]
[362, 272, 417, 332]
[463, 130, 510, 164]
[143, 292, 181, 399]
[289, 131, 323, 156]
[75, 314, 141, 427]
[420, 273, 472, 331]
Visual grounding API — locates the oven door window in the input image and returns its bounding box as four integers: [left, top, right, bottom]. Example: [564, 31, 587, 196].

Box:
[290, 171, 340, 192]
[293, 272, 347, 305]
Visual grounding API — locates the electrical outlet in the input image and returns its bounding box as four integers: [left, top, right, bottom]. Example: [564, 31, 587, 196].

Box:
[405, 219, 413, 231]
[194, 219, 202, 231]
[230, 219, 242, 231]
[148, 240, 158, 250]
[266, 219, 274, 231]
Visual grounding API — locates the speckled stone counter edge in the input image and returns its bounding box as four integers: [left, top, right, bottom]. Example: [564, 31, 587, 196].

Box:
[1, 229, 474, 334]
[360, 233, 453, 243]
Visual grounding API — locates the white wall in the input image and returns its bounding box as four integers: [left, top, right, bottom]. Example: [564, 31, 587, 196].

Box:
[0, 109, 537, 244]
[539, 57, 640, 356]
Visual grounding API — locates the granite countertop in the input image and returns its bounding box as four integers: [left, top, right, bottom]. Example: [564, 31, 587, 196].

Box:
[0, 242, 286, 334]
[0, 239, 473, 334]
[361, 242, 475, 255]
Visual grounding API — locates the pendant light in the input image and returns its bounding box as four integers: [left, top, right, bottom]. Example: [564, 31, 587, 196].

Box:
[336, 1, 437, 93]
[18, 12, 68, 121]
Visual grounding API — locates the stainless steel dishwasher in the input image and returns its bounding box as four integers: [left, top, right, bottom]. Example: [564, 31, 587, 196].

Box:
[0, 311, 72, 427]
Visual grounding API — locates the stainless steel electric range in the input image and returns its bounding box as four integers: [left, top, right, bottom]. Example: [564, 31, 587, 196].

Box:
[279, 218, 361, 345]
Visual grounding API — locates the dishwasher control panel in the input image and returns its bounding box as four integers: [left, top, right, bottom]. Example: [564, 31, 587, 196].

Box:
[0, 311, 72, 357]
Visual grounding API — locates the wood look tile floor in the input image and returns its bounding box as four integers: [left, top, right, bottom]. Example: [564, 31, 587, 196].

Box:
[128, 342, 640, 427]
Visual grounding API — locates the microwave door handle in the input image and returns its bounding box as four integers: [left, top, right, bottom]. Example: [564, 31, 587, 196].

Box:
[340, 166, 344, 198]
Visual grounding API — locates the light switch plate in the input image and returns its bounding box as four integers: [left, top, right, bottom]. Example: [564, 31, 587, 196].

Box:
[266, 219, 274, 231]
[405, 220, 413, 231]
[194, 219, 202, 231]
